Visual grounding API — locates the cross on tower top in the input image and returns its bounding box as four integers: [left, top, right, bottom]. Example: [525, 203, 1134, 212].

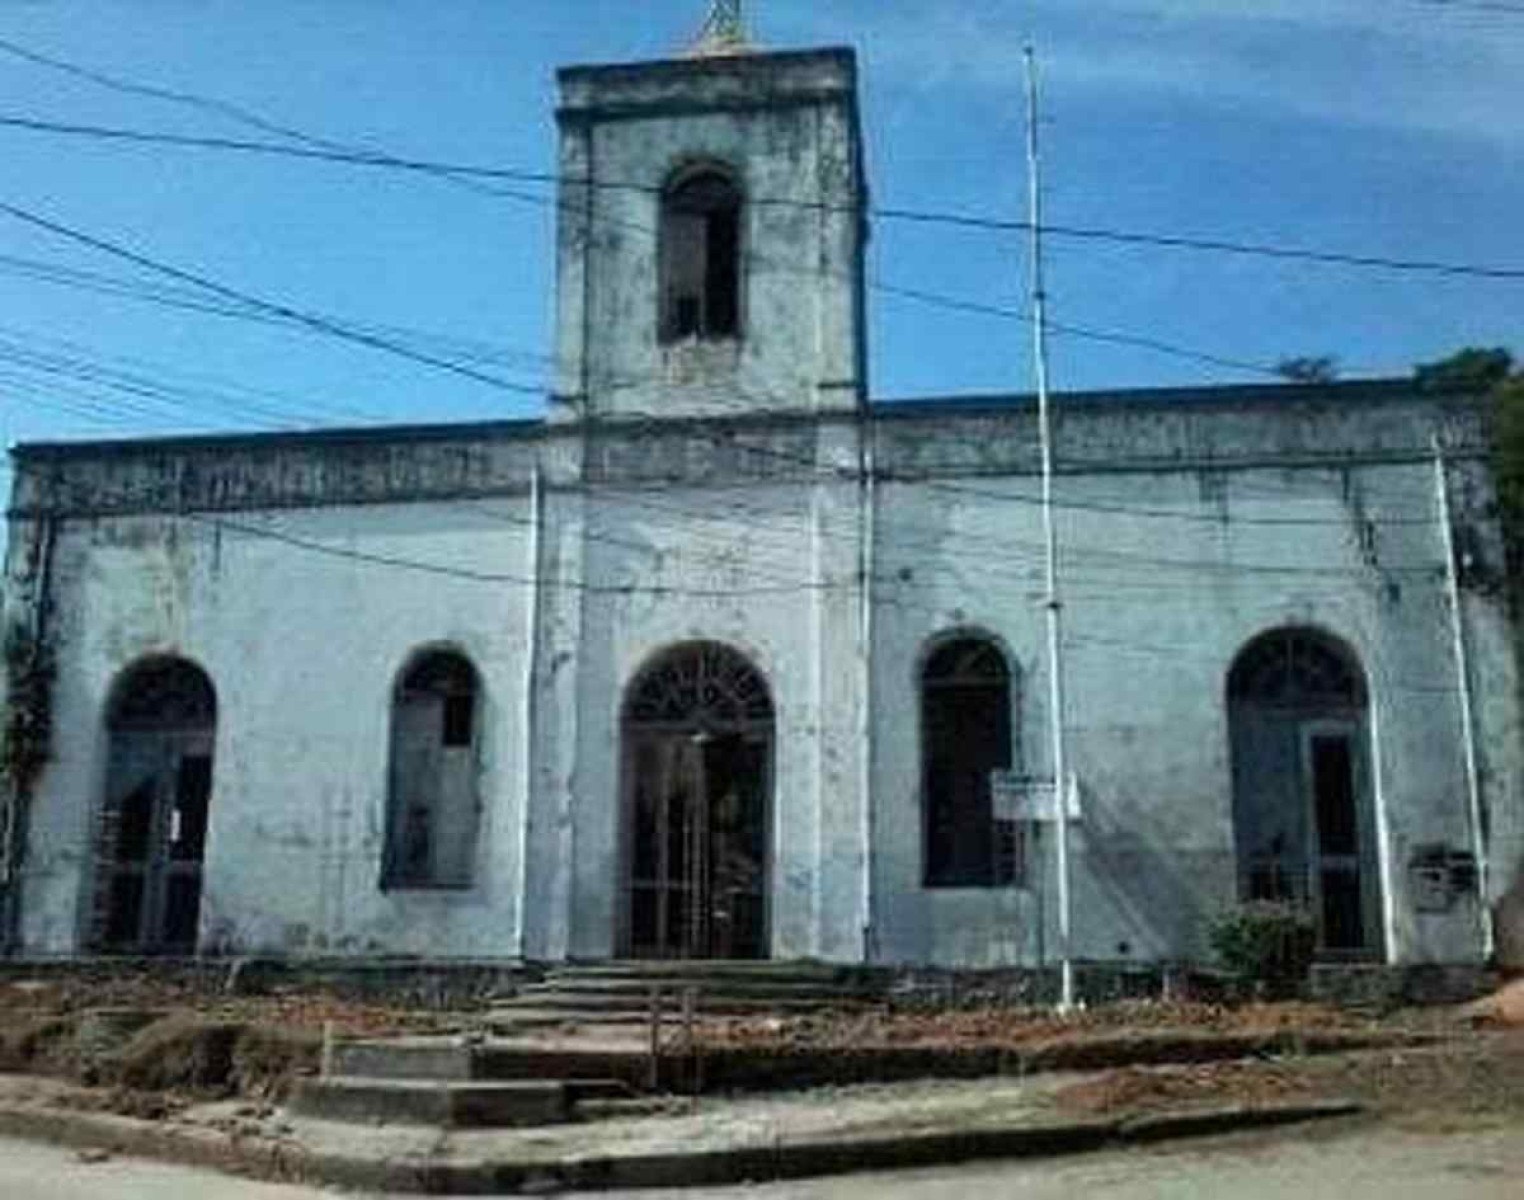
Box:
[688, 0, 752, 57]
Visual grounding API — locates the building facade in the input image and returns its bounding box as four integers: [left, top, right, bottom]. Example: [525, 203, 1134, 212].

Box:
[2, 41, 1519, 969]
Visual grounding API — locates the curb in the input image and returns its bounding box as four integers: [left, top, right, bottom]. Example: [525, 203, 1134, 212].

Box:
[0, 1095, 1366, 1193]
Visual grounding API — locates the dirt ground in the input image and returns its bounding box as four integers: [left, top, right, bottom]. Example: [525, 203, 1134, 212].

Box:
[695, 999, 1399, 1051]
[0, 969, 469, 1037]
[1051, 1029, 1524, 1126]
[0, 968, 469, 1106]
[4, 970, 1521, 1129]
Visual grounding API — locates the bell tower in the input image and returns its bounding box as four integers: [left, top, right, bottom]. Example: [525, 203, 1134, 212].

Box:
[551, 12, 867, 422]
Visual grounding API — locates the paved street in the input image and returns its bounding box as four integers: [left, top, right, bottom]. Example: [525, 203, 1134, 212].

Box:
[0, 1124, 1520, 1199]
[0, 1137, 322, 1198]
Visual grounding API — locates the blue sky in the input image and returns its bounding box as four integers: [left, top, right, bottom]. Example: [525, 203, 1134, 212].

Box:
[0, 0, 1519, 457]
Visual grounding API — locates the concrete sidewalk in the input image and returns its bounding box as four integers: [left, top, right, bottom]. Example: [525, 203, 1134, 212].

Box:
[0, 1071, 1363, 1194]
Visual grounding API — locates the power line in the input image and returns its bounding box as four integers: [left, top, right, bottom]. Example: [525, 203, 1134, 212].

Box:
[0, 36, 545, 211]
[872, 281, 1283, 377]
[0, 246, 1444, 542]
[0, 34, 346, 144]
[0, 199, 546, 398]
[0, 322, 387, 426]
[684, 396, 1449, 537]
[1417, 0, 1524, 15]
[0, 172, 1283, 401]
[0, 249, 551, 373]
[876, 206, 1524, 282]
[12, 356, 1445, 589]
[0, 34, 1310, 385]
[3, 111, 1522, 283]
[187, 510, 847, 598]
[0, 39, 1473, 607]
[0, 31, 1512, 438]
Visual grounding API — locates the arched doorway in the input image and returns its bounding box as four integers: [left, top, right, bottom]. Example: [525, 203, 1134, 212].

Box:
[620, 642, 773, 960]
[93, 657, 217, 954]
[1228, 629, 1383, 956]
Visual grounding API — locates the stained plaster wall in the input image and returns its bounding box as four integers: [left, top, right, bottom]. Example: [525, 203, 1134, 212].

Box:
[553, 49, 864, 423]
[5, 386, 1516, 967]
[5, 31, 1515, 968]
[864, 392, 1515, 967]
[550, 479, 866, 962]
[10, 497, 536, 957]
[517, 414, 870, 963]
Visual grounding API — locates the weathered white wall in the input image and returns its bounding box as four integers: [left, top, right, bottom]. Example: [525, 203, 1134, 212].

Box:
[17, 500, 535, 957]
[5, 34, 1516, 970]
[522, 467, 868, 963]
[867, 454, 1504, 967]
[554, 50, 864, 423]
[6, 399, 1516, 967]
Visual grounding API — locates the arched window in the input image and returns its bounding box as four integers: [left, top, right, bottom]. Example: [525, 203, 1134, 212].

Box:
[1228, 630, 1366, 712]
[922, 637, 1018, 888]
[660, 169, 742, 342]
[382, 649, 481, 890]
[94, 656, 217, 953]
[1227, 628, 1382, 955]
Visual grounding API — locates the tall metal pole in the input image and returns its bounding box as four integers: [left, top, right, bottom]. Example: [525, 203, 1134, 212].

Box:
[1025, 47, 1075, 1012]
[859, 437, 877, 961]
[1432, 440, 1494, 959]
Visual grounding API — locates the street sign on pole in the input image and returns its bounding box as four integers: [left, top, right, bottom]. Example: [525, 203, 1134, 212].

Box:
[990, 771, 1081, 823]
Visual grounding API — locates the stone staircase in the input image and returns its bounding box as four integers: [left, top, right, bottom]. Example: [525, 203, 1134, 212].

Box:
[484, 960, 881, 1031]
[290, 960, 883, 1128]
[289, 1036, 640, 1128]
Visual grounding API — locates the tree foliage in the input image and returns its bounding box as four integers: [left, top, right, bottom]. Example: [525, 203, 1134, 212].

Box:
[1414, 346, 1513, 395]
[1413, 347, 1523, 592]
[1493, 372, 1524, 578]
[1274, 355, 1339, 384]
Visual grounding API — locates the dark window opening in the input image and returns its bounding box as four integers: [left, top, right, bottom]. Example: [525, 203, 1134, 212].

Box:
[104, 874, 145, 949]
[661, 170, 742, 343]
[383, 649, 481, 890]
[114, 780, 155, 864]
[443, 693, 474, 748]
[922, 638, 1019, 888]
[162, 875, 203, 949]
[1320, 867, 1364, 951]
[1311, 736, 1357, 856]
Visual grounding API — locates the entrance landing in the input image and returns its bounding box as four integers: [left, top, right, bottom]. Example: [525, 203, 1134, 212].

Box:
[487, 960, 877, 1032]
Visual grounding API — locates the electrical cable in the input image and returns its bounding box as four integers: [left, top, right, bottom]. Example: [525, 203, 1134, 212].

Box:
[1, 111, 1520, 283]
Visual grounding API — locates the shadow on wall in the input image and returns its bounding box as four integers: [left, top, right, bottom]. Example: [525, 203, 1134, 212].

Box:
[1078, 787, 1225, 963]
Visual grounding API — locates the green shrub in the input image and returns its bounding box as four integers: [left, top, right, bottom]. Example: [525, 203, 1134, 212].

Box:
[1208, 901, 1317, 999]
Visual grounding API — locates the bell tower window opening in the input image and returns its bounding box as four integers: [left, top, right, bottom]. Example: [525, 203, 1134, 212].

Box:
[660, 169, 742, 342]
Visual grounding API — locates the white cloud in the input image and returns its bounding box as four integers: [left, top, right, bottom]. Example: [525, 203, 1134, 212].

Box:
[791, 1, 1524, 146]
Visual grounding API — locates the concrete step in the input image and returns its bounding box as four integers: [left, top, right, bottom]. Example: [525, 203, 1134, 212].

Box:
[289, 1077, 578, 1128]
[490, 993, 862, 1019]
[512, 981, 868, 1004]
[330, 1038, 648, 1085]
[549, 960, 847, 983]
[483, 1008, 665, 1031]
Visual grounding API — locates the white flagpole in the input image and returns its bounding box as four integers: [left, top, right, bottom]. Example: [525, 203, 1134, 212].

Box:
[1025, 46, 1075, 1013]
